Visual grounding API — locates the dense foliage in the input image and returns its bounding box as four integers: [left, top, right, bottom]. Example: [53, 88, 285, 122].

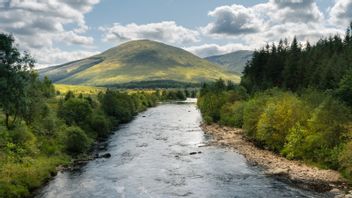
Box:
[0, 85, 159, 197]
[0, 33, 170, 197]
[198, 23, 352, 183]
[241, 23, 352, 96]
[198, 80, 352, 180]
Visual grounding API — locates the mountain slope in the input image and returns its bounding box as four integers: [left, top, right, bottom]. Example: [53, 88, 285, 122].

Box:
[205, 50, 253, 74]
[39, 40, 240, 87]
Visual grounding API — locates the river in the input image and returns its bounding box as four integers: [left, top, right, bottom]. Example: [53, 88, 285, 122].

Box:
[36, 100, 329, 198]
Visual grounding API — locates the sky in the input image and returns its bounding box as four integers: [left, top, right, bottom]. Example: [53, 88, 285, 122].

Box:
[0, 0, 352, 67]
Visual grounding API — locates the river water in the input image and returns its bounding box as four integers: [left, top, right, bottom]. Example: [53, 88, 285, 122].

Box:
[36, 100, 329, 198]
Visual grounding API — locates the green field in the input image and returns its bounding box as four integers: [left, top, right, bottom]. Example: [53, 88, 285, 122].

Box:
[54, 84, 107, 95]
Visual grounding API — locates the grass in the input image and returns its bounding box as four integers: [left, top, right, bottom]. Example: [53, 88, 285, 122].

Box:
[0, 156, 70, 197]
[54, 84, 106, 95]
[54, 83, 157, 96]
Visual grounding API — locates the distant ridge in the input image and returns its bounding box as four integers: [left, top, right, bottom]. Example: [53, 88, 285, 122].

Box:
[39, 40, 240, 87]
[205, 50, 253, 74]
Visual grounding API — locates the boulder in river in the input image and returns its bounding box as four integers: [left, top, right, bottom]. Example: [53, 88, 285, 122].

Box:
[265, 168, 289, 176]
[189, 152, 197, 155]
[345, 194, 352, 198]
[330, 188, 341, 193]
[101, 153, 111, 158]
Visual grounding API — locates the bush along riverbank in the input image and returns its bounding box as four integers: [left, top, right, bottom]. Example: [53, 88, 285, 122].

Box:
[198, 80, 352, 195]
[0, 33, 192, 197]
[198, 23, 352, 196]
[0, 85, 160, 197]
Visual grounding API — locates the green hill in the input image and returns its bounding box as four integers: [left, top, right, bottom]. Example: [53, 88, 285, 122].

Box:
[205, 50, 253, 74]
[39, 40, 240, 87]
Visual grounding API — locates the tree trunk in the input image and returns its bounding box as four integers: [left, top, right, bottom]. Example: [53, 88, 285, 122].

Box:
[10, 113, 17, 128]
[5, 113, 9, 129]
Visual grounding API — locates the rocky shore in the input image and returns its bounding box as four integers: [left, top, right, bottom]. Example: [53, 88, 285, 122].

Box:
[201, 124, 352, 197]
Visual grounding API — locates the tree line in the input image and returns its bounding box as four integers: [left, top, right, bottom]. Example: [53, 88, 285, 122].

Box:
[198, 22, 352, 183]
[241, 23, 352, 98]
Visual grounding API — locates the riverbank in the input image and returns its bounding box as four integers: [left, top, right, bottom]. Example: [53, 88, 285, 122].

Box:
[36, 103, 325, 197]
[201, 124, 351, 196]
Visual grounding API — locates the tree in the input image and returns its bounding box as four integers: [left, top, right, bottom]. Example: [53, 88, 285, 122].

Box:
[336, 69, 352, 106]
[58, 98, 93, 126]
[0, 33, 35, 129]
[65, 126, 91, 155]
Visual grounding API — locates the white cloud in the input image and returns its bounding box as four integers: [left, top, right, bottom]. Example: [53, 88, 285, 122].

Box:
[329, 0, 352, 27]
[185, 43, 251, 57]
[269, 0, 324, 24]
[203, 0, 325, 36]
[0, 0, 100, 66]
[33, 48, 99, 68]
[201, 5, 263, 36]
[62, 31, 94, 45]
[99, 21, 200, 45]
[200, 0, 343, 56]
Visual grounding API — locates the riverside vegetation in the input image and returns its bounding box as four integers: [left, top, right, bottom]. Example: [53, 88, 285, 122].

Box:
[198, 23, 352, 184]
[0, 34, 192, 197]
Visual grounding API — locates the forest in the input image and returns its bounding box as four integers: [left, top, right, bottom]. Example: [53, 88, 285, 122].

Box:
[198, 23, 352, 182]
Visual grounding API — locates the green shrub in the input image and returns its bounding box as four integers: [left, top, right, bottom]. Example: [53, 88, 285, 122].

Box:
[282, 123, 307, 159]
[203, 115, 213, 125]
[41, 114, 57, 135]
[220, 101, 244, 128]
[65, 126, 91, 155]
[90, 114, 111, 138]
[0, 181, 29, 198]
[299, 88, 329, 109]
[58, 98, 93, 126]
[8, 124, 38, 156]
[0, 126, 10, 148]
[339, 141, 352, 180]
[0, 156, 69, 198]
[101, 90, 134, 123]
[198, 92, 228, 123]
[256, 92, 307, 151]
[10, 124, 34, 146]
[302, 97, 351, 168]
[242, 93, 269, 139]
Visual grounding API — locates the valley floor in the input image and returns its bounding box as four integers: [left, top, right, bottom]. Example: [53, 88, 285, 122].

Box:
[201, 124, 351, 196]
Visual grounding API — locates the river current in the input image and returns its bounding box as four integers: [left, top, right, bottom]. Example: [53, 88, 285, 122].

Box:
[36, 100, 328, 198]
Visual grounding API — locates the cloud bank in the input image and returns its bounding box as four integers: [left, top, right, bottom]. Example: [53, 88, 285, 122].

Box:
[0, 0, 100, 66]
[99, 21, 200, 45]
[190, 0, 347, 57]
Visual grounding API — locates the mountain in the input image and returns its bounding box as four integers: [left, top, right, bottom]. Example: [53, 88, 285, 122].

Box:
[39, 40, 240, 87]
[205, 50, 253, 74]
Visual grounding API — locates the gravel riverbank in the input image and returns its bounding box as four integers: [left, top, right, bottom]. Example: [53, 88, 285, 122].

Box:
[201, 124, 351, 197]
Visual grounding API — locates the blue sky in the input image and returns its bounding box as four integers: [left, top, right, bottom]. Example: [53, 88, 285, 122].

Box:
[86, 0, 331, 27]
[0, 0, 351, 66]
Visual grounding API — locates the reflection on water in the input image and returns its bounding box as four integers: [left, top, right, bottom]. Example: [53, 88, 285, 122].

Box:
[36, 103, 329, 198]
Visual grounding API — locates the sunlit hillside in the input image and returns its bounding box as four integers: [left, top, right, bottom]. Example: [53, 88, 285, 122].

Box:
[39, 40, 240, 87]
